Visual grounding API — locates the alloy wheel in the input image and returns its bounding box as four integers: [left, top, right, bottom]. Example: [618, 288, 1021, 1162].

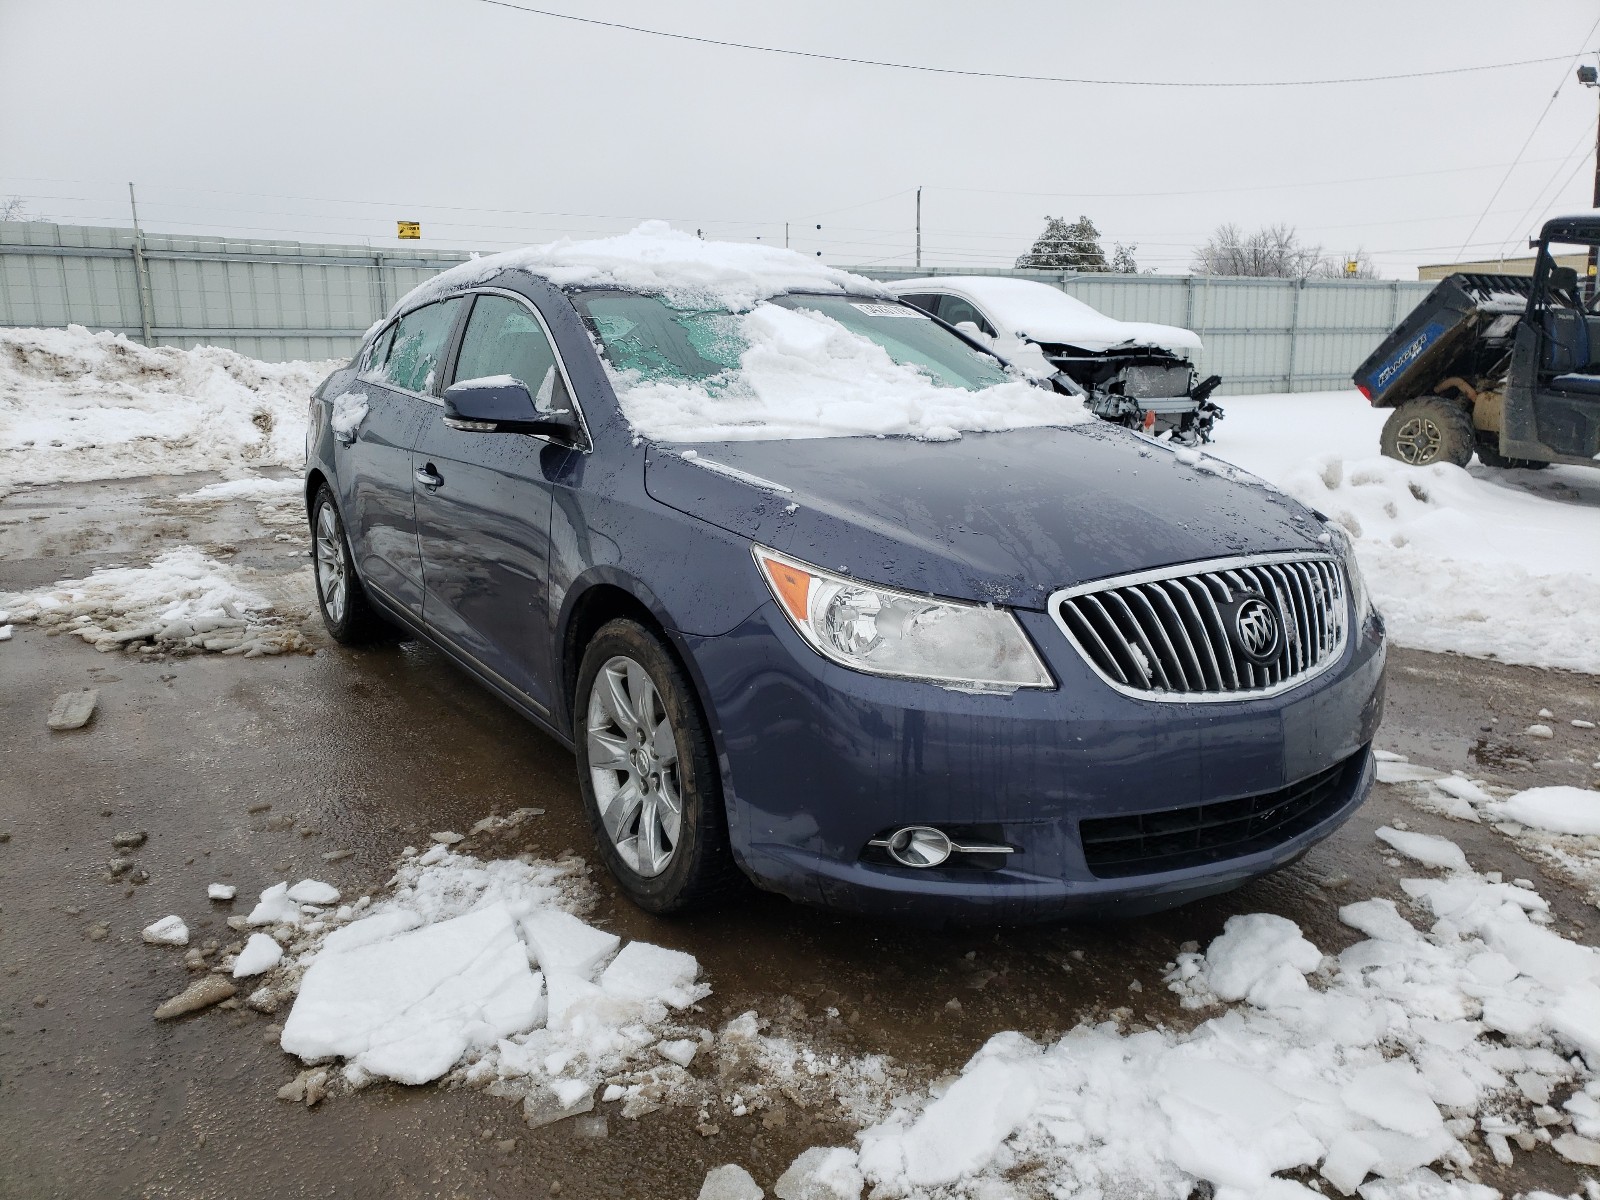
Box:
[314, 502, 348, 625]
[1393, 415, 1442, 464]
[585, 655, 683, 878]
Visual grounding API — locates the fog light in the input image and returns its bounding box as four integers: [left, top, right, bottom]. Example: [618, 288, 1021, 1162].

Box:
[885, 826, 953, 869]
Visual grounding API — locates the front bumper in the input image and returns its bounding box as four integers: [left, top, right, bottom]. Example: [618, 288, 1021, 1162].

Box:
[682, 600, 1386, 923]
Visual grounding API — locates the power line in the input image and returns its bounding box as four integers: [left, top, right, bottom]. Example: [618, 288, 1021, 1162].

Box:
[466, 0, 1581, 89]
[1453, 18, 1600, 262]
[1494, 121, 1599, 258]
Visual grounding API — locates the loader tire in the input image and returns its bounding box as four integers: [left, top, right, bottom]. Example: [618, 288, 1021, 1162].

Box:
[1380, 397, 1474, 468]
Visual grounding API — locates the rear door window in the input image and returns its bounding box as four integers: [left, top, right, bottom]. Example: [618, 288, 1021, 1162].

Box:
[379, 298, 464, 395]
[897, 293, 940, 316]
[453, 294, 564, 409]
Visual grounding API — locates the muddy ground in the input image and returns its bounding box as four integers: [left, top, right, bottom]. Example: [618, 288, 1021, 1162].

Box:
[1, 474, 1597, 1200]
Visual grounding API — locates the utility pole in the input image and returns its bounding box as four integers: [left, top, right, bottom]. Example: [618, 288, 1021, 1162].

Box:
[785, 222, 789, 249]
[1580, 63, 1600, 301]
[915, 186, 922, 270]
[127, 182, 155, 346]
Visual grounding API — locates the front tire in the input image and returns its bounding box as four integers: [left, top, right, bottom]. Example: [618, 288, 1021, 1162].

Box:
[573, 619, 739, 914]
[310, 486, 387, 644]
[1380, 397, 1474, 468]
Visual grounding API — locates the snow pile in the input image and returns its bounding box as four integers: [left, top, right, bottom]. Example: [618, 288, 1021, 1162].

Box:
[175, 476, 302, 505]
[407, 220, 879, 314]
[845, 833, 1599, 1198]
[247, 845, 717, 1116]
[0, 325, 336, 486]
[1209, 392, 1600, 675]
[0, 546, 308, 656]
[614, 301, 1089, 444]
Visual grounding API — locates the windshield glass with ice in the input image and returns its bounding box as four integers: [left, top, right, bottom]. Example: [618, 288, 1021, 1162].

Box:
[573, 291, 1089, 443]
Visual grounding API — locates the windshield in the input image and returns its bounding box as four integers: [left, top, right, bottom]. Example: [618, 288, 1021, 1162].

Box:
[569, 289, 1088, 443]
[576, 292, 1013, 391]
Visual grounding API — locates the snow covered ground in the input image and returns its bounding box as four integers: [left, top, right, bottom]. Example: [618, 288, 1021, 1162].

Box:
[1204, 391, 1600, 676]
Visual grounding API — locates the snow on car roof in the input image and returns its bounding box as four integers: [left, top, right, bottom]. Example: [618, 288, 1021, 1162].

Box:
[888, 276, 1203, 355]
[398, 221, 884, 315]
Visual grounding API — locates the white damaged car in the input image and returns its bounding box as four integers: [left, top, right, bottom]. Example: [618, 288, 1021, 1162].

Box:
[887, 276, 1222, 443]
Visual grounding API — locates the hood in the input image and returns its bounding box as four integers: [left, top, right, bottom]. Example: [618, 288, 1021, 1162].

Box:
[643, 425, 1328, 610]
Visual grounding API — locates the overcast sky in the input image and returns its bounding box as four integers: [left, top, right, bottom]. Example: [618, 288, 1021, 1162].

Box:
[2, 0, 1597, 278]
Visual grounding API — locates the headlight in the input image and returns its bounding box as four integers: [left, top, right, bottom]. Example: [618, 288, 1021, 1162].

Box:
[1325, 522, 1373, 623]
[752, 546, 1054, 690]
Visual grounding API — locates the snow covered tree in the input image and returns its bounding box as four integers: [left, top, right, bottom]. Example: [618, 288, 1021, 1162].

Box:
[1191, 223, 1325, 278]
[0, 196, 36, 221]
[1109, 242, 1139, 274]
[1016, 215, 1109, 272]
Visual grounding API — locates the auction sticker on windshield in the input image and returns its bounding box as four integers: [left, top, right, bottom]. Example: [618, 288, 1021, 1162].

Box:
[849, 302, 927, 318]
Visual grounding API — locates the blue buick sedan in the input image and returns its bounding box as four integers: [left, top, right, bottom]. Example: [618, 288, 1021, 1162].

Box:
[305, 231, 1385, 922]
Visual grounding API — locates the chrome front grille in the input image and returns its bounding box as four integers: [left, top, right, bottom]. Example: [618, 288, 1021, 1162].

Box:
[1048, 553, 1348, 701]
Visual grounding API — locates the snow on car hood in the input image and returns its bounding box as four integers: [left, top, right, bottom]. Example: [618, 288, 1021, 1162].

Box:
[644, 425, 1327, 609]
[890, 277, 1204, 356]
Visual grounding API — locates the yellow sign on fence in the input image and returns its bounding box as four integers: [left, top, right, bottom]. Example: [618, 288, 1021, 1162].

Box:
[397, 221, 421, 240]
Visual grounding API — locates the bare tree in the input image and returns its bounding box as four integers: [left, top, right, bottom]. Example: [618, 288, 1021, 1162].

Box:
[0, 195, 40, 221]
[1191, 223, 1327, 278]
[1312, 249, 1380, 279]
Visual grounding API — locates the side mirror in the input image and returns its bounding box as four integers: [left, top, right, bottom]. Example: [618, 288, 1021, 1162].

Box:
[442, 376, 578, 439]
[1550, 266, 1579, 296]
[954, 320, 994, 347]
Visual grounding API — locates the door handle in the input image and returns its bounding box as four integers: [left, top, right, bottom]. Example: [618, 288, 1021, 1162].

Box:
[415, 464, 444, 490]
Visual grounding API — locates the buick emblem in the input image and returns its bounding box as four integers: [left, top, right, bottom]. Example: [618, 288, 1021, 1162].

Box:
[1229, 595, 1282, 665]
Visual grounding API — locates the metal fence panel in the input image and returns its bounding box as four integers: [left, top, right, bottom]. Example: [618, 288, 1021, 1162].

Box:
[1, 223, 1438, 392]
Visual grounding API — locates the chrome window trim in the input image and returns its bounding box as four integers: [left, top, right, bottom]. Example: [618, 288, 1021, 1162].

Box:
[1046, 551, 1351, 704]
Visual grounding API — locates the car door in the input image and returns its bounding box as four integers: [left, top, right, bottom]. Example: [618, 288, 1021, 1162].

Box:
[336, 296, 464, 618]
[411, 290, 581, 714]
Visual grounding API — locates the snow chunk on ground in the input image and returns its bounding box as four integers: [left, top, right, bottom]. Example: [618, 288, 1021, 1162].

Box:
[521, 909, 619, 980]
[207, 883, 236, 901]
[774, 1146, 863, 1200]
[287, 879, 340, 905]
[840, 853, 1600, 1198]
[1201, 913, 1323, 1002]
[233, 933, 283, 978]
[281, 904, 543, 1085]
[247, 882, 302, 926]
[141, 915, 189, 946]
[1487, 786, 1600, 836]
[1375, 826, 1471, 873]
[175, 477, 302, 504]
[698, 1164, 763, 1200]
[599, 940, 700, 1007]
[0, 547, 308, 657]
[0, 325, 334, 485]
[274, 847, 711, 1101]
